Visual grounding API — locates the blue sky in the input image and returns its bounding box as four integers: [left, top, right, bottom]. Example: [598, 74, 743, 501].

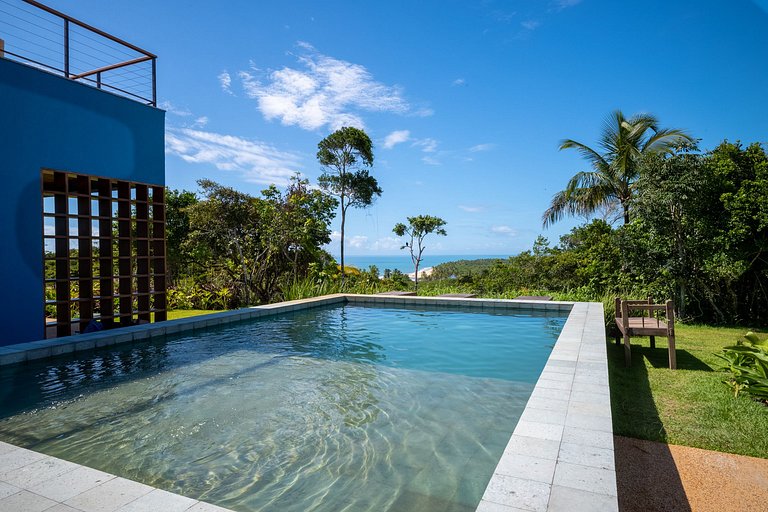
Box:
[51, 0, 768, 256]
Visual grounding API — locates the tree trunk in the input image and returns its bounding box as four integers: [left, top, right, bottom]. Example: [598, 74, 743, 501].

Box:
[234, 239, 249, 306]
[340, 206, 346, 278]
[623, 202, 630, 225]
[678, 282, 686, 320]
[414, 260, 420, 291]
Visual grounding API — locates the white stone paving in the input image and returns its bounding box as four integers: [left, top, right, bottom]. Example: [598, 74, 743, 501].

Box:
[0, 442, 232, 512]
[479, 301, 618, 512]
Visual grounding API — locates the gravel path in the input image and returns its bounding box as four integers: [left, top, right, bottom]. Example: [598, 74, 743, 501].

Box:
[614, 436, 768, 512]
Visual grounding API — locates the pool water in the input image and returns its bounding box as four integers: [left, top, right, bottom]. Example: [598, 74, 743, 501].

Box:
[0, 304, 567, 512]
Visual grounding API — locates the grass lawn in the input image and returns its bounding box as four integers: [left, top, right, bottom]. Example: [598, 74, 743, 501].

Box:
[608, 324, 768, 458]
[166, 309, 221, 320]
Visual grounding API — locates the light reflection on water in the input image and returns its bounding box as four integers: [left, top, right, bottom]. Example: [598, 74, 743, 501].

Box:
[0, 305, 566, 512]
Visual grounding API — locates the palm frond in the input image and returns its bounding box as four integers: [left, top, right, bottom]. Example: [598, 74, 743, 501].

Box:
[559, 139, 609, 168]
[643, 128, 693, 153]
[546, 110, 692, 226]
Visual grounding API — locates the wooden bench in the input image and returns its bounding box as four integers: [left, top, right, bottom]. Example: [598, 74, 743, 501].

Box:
[615, 298, 677, 369]
[376, 291, 416, 296]
[437, 293, 477, 298]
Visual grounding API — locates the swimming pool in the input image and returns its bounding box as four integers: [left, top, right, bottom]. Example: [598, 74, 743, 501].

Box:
[0, 301, 567, 511]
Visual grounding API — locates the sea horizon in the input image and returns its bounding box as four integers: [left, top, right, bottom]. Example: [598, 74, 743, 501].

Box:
[335, 254, 509, 275]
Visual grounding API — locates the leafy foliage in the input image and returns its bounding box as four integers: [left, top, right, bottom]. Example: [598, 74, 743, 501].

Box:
[716, 332, 768, 403]
[173, 175, 337, 308]
[393, 215, 447, 290]
[317, 126, 381, 275]
[165, 188, 199, 285]
[429, 259, 504, 280]
[544, 110, 692, 226]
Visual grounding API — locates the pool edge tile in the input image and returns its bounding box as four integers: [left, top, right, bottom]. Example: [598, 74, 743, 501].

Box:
[479, 300, 615, 512]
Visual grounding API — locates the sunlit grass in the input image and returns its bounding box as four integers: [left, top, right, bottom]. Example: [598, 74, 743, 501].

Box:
[608, 324, 768, 458]
[166, 309, 220, 320]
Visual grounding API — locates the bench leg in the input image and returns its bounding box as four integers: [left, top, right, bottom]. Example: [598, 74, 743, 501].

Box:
[650, 335, 656, 349]
[668, 334, 677, 370]
[615, 335, 620, 345]
[624, 332, 632, 367]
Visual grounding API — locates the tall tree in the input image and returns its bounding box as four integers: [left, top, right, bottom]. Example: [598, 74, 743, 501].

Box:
[317, 127, 381, 276]
[165, 188, 198, 285]
[186, 180, 262, 305]
[185, 177, 338, 306]
[543, 110, 693, 226]
[393, 215, 447, 291]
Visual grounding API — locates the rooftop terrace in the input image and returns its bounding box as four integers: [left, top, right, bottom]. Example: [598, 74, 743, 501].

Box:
[0, 0, 156, 106]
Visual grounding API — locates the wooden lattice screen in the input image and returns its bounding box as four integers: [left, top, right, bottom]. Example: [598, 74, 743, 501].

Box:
[42, 169, 167, 338]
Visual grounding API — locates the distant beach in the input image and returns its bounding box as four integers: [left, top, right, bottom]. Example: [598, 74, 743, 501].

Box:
[406, 266, 434, 281]
[339, 255, 507, 276]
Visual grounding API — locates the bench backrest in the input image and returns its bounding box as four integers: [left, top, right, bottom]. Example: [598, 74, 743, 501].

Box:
[615, 297, 675, 333]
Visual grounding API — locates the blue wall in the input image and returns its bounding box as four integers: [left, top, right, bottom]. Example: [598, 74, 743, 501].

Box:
[0, 59, 165, 346]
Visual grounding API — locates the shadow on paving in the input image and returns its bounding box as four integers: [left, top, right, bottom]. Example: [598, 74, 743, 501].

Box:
[614, 436, 692, 512]
[607, 338, 694, 512]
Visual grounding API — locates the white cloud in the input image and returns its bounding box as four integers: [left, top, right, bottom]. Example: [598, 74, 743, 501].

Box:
[219, 71, 233, 95]
[348, 235, 369, 249]
[237, 43, 413, 131]
[165, 127, 302, 186]
[371, 236, 401, 251]
[159, 101, 191, 117]
[192, 116, 209, 128]
[330, 230, 341, 242]
[521, 20, 541, 30]
[491, 225, 516, 236]
[452, 78, 466, 86]
[421, 155, 441, 166]
[459, 205, 484, 213]
[383, 130, 411, 149]
[412, 138, 438, 153]
[554, 0, 582, 10]
[469, 143, 495, 152]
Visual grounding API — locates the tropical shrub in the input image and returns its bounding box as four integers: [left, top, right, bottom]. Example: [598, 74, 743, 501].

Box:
[716, 332, 768, 403]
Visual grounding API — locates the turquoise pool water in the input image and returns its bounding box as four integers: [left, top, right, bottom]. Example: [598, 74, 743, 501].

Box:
[0, 304, 567, 511]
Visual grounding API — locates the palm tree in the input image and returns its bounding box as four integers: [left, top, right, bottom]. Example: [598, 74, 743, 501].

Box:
[543, 110, 693, 226]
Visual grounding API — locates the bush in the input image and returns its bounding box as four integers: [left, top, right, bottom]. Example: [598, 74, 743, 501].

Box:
[716, 332, 768, 404]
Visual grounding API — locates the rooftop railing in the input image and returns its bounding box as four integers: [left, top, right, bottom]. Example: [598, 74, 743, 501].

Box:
[0, 0, 157, 106]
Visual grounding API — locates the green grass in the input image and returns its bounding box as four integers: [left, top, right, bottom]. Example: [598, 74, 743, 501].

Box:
[166, 309, 220, 320]
[608, 324, 768, 458]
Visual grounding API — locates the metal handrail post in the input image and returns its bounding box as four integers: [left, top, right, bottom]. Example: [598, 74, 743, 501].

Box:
[151, 57, 156, 107]
[63, 18, 69, 78]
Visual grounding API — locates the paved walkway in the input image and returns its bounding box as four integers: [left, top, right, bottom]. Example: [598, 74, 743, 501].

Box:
[0, 441, 232, 512]
[614, 436, 768, 512]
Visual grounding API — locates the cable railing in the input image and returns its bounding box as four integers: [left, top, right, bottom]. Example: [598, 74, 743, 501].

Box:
[0, 0, 157, 106]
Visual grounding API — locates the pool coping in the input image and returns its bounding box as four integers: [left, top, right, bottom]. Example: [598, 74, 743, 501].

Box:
[0, 295, 615, 512]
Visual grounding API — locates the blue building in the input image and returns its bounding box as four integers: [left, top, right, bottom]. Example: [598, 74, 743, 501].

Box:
[0, 1, 166, 346]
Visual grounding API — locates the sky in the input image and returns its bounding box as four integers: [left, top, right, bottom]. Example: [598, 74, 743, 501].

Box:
[43, 0, 768, 256]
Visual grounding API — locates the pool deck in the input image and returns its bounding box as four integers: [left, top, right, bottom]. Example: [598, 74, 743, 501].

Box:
[0, 441, 230, 512]
[0, 294, 615, 512]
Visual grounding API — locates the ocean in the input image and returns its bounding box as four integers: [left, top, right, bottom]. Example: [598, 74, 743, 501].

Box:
[339, 254, 508, 275]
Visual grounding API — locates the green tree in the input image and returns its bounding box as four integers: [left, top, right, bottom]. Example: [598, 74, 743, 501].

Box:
[543, 110, 692, 226]
[186, 180, 262, 305]
[708, 141, 768, 323]
[184, 177, 338, 306]
[261, 174, 338, 282]
[393, 215, 447, 291]
[165, 188, 198, 285]
[626, 141, 768, 324]
[317, 127, 381, 276]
